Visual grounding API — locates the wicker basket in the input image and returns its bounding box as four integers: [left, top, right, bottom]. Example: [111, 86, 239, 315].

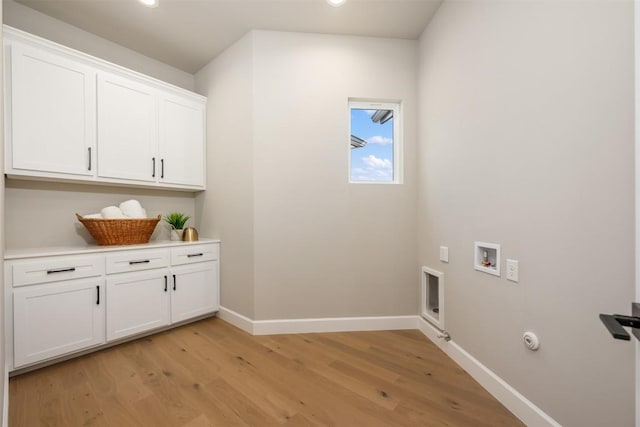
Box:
[76, 214, 161, 246]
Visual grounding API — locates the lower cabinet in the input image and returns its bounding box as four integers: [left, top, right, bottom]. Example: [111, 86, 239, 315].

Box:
[105, 244, 219, 342]
[5, 241, 220, 371]
[106, 269, 171, 341]
[106, 261, 219, 341]
[171, 262, 219, 323]
[13, 278, 105, 368]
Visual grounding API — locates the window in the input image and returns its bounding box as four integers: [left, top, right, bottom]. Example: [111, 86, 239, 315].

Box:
[349, 100, 401, 183]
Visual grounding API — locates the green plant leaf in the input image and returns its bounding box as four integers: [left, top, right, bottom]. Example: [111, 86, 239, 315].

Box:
[163, 212, 190, 230]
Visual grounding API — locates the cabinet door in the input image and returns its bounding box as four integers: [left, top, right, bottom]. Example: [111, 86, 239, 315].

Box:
[158, 93, 205, 188]
[106, 269, 170, 341]
[97, 72, 157, 183]
[13, 279, 105, 368]
[8, 43, 96, 177]
[171, 261, 218, 323]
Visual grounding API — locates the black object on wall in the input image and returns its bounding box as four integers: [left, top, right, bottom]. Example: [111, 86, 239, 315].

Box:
[600, 303, 640, 341]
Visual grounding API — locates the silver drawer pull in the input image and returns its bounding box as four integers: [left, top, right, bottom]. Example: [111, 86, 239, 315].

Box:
[47, 267, 76, 274]
[129, 260, 151, 265]
[187, 253, 204, 258]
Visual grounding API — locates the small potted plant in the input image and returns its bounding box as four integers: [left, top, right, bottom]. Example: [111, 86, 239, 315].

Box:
[163, 212, 191, 241]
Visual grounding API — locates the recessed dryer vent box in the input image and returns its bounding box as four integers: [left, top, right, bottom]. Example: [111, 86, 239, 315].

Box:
[474, 241, 500, 276]
[421, 266, 444, 330]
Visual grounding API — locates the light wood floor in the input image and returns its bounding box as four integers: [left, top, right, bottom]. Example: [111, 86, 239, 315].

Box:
[9, 317, 524, 426]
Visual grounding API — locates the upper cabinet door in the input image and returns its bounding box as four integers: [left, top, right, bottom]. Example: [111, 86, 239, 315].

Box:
[5, 29, 207, 191]
[158, 94, 205, 188]
[97, 72, 157, 183]
[8, 43, 96, 177]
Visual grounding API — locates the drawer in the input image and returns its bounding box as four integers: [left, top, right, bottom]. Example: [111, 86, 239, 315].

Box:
[11, 255, 104, 287]
[105, 249, 170, 274]
[171, 243, 219, 266]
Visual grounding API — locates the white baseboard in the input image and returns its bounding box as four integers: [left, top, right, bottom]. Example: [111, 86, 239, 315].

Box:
[417, 318, 560, 427]
[217, 306, 255, 334]
[218, 306, 418, 335]
[253, 314, 418, 335]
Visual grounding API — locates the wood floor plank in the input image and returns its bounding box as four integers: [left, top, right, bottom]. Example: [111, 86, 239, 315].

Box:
[176, 324, 307, 424]
[265, 333, 403, 384]
[201, 377, 276, 427]
[263, 337, 402, 411]
[202, 321, 404, 426]
[83, 347, 154, 404]
[317, 332, 518, 425]
[9, 317, 524, 427]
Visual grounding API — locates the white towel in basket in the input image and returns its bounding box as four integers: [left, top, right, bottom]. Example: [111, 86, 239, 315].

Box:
[101, 206, 126, 219]
[119, 200, 146, 218]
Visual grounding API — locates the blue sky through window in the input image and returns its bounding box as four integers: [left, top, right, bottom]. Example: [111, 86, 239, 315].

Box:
[350, 109, 394, 182]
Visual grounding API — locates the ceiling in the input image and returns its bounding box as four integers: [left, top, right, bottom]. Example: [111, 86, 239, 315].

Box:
[13, 0, 443, 74]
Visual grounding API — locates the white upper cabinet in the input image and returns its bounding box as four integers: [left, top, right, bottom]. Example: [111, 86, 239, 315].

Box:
[4, 27, 206, 191]
[7, 43, 96, 178]
[97, 72, 158, 183]
[159, 94, 206, 187]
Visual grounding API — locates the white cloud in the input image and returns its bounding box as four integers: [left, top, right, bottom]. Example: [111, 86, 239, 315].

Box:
[351, 167, 368, 175]
[362, 155, 392, 169]
[351, 170, 392, 182]
[375, 170, 392, 178]
[366, 135, 393, 145]
[351, 154, 394, 182]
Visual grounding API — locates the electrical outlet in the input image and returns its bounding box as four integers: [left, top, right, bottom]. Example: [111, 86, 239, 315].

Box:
[506, 259, 519, 282]
[439, 246, 449, 263]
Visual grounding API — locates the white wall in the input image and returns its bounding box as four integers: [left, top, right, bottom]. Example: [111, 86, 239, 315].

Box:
[3, 0, 194, 90]
[418, 1, 635, 425]
[5, 180, 197, 248]
[251, 31, 418, 319]
[195, 30, 418, 320]
[636, 2, 640, 424]
[195, 33, 256, 318]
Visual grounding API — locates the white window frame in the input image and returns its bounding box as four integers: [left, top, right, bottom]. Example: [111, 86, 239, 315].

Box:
[348, 100, 403, 184]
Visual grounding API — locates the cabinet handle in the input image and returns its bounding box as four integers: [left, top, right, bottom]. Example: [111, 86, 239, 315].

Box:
[96, 286, 100, 305]
[173, 274, 176, 291]
[129, 260, 150, 265]
[161, 159, 165, 179]
[47, 267, 76, 275]
[187, 253, 203, 258]
[88, 147, 92, 171]
[164, 275, 168, 292]
[152, 157, 156, 178]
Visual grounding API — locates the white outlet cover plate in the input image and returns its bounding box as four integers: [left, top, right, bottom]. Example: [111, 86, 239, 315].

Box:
[506, 259, 519, 282]
[439, 246, 449, 263]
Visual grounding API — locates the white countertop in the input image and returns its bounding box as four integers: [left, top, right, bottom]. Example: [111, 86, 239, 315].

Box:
[5, 238, 221, 260]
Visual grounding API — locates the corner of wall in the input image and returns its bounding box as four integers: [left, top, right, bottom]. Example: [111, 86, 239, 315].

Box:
[194, 32, 256, 320]
[0, 1, 7, 422]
